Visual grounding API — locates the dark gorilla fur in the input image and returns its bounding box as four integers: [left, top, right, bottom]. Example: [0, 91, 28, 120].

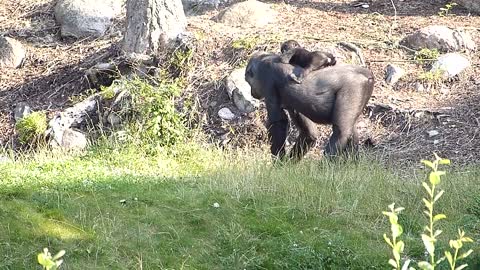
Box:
[280, 40, 336, 83]
[245, 51, 374, 160]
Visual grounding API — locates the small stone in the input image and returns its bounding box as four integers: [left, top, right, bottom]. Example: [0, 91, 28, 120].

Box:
[218, 107, 235, 120]
[119, 199, 127, 204]
[433, 139, 440, 145]
[107, 113, 122, 126]
[415, 82, 425, 92]
[0, 36, 26, 68]
[13, 102, 32, 121]
[361, 4, 369, 8]
[427, 130, 439, 137]
[385, 64, 405, 86]
[213, 202, 220, 208]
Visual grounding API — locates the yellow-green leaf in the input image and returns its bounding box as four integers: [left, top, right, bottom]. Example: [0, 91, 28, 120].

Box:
[418, 261, 434, 270]
[392, 223, 403, 238]
[434, 190, 445, 202]
[458, 249, 473, 259]
[423, 198, 432, 210]
[422, 182, 432, 195]
[421, 160, 434, 169]
[455, 264, 468, 270]
[445, 251, 453, 265]
[433, 214, 446, 222]
[422, 234, 435, 255]
[388, 259, 397, 268]
[439, 159, 450, 165]
[429, 172, 441, 185]
[383, 233, 393, 247]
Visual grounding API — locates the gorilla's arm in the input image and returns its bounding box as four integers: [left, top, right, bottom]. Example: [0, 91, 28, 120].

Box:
[265, 90, 288, 158]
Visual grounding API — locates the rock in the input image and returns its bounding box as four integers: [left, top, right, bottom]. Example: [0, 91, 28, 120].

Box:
[107, 112, 122, 126]
[13, 102, 32, 121]
[456, 0, 480, 14]
[218, 107, 235, 120]
[385, 64, 405, 86]
[50, 128, 88, 150]
[215, 0, 277, 28]
[225, 67, 258, 113]
[430, 53, 471, 78]
[182, 0, 226, 10]
[0, 36, 26, 68]
[0, 155, 11, 163]
[427, 130, 439, 137]
[54, 0, 123, 38]
[400, 25, 476, 52]
[415, 82, 425, 92]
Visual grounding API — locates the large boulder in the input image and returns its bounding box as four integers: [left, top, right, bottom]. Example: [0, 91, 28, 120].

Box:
[54, 0, 123, 38]
[456, 0, 480, 14]
[0, 36, 26, 68]
[400, 25, 476, 52]
[215, 0, 277, 27]
[225, 67, 259, 113]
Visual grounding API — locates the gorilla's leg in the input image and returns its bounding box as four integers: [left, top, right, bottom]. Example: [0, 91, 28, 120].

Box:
[288, 110, 320, 160]
[324, 94, 363, 157]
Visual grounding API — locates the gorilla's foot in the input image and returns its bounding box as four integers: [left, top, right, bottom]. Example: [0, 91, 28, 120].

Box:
[289, 73, 303, 84]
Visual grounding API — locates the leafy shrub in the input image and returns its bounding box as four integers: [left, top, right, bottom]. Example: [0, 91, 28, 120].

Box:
[123, 78, 186, 147]
[383, 154, 474, 270]
[15, 111, 47, 144]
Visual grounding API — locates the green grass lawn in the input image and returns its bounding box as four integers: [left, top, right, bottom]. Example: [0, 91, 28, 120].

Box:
[0, 144, 479, 269]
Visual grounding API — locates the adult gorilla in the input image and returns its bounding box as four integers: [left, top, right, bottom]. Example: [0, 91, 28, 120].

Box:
[245, 51, 374, 160]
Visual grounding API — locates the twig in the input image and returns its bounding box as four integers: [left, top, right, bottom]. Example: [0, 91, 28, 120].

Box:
[388, 0, 398, 40]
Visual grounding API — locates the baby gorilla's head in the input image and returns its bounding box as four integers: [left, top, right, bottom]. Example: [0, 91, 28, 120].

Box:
[280, 40, 301, 54]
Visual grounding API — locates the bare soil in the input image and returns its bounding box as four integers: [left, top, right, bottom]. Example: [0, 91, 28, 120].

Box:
[1, 0, 479, 165]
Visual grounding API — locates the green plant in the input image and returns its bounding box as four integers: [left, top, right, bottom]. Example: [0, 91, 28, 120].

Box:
[15, 111, 47, 144]
[438, 2, 458, 17]
[383, 154, 474, 270]
[418, 70, 444, 84]
[169, 46, 194, 77]
[231, 36, 260, 50]
[37, 248, 65, 270]
[383, 203, 410, 269]
[414, 48, 440, 64]
[125, 78, 186, 147]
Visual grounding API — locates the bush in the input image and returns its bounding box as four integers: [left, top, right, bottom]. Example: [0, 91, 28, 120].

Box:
[122, 78, 186, 148]
[15, 111, 47, 145]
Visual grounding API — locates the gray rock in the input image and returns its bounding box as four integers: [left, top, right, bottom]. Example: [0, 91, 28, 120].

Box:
[385, 64, 405, 86]
[182, 0, 227, 10]
[415, 82, 425, 92]
[50, 128, 88, 150]
[218, 107, 235, 120]
[430, 53, 471, 78]
[0, 36, 26, 68]
[107, 112, 122, 126]
[54, 0, 123, 38]
[225, 67, 259, 113]
[13, 102, 32, 121]
[456, 0, 480, 14]
[400, 25, 476, 52]
[215, 0, 277, 27]
[427, 130, 439, 137]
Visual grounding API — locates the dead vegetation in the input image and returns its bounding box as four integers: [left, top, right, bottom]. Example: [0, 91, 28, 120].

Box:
[1, 0, 479, 165]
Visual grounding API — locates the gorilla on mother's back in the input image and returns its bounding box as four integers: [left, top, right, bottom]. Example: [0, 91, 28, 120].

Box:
[244, 51, 374, 160]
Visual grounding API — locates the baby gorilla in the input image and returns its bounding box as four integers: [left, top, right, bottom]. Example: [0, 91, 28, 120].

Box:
[280, 40, 336, 83]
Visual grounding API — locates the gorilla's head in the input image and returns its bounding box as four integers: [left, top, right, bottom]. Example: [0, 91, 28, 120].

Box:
[245, 51, 272, 100]
[280, 40, 300, 54]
